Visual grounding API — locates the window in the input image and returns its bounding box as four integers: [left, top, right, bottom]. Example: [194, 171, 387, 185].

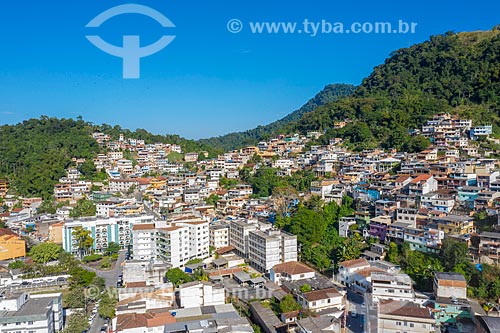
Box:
[396, 322, 402, 326]
[410, 323, 414, 328]
[28, 321, 33, 325]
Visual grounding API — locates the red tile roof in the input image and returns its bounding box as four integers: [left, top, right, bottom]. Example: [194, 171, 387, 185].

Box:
[339, 258, 370, 269]
[410, 174, 432, 184]
[272, 261, 315, 275]
[115, 310, 175, 331]
[132, 223, 156, 231]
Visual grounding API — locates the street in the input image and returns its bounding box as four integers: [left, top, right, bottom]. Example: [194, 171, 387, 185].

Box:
[83, 250, 126, 287]
[346, 290, 366, 333]
[84, 250, 126, 333]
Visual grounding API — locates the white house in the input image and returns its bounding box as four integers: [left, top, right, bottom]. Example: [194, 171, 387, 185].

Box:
[178, 281, 225, 309]
[297, 287, 344, 311]
[270, 261, 315, 285]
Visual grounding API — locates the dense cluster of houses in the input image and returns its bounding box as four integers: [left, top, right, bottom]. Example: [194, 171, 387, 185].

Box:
[0, 113, 499, 332]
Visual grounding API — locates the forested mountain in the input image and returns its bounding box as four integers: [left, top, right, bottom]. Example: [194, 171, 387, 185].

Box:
[280, 29, 500, 150]
[0, 117, 100, 198]
[198, 83, 356, 151]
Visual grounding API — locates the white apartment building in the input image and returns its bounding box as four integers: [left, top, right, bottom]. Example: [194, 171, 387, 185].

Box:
[371, 272, 415, 303]
[229, 219, 259, 257]
[108, 179, 139, 194]
[155, 217, 209, 268]
[228, 218, 297, 272]
[248, 229, 298, 273]
[116, 159, 134, 175]
[395, 208, 417, 226]
[156, 225, 191, 268]
[209, 222, 230, 249]
[132, 223, 157, 260]
[178, 281, 225, 309]
[108, 151, 124, 160]
[62, 215, 155, 254]
[0, 293, 63, 333]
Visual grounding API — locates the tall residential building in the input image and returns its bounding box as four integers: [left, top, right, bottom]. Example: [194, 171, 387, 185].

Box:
[156, 225, 190, 268]
[248, 228, 297, 272]
[229, 219, 298, 272]
[229, 219, 258, 257]
[209, 222, 230, 249]
[131, 223, 157, 260]
[148, 217, 209, 268]
[62, 215, 155, 254]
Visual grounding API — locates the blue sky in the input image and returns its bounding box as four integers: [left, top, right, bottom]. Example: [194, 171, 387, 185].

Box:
[0, 0, 499, 139]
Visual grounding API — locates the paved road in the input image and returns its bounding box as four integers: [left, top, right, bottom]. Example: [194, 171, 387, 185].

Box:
[85, 250, 126, 333]
[83, 250, 126, 287]
[346, 290, 366, 333]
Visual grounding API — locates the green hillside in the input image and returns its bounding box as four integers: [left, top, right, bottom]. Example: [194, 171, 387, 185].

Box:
[282, 29, 500, 151]
[0, 118, 221, 198]
[0, 117, 100, 198]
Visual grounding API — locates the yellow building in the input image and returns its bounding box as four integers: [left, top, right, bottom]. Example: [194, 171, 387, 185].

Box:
[0, 229, 26, 260]
[0, 180, 8, 198]
[48, 222, 64, 244]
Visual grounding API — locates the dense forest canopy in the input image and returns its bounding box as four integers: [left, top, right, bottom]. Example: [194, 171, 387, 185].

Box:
[0, 117, 99, 198]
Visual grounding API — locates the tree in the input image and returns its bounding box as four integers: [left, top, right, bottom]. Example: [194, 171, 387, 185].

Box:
[386, 242, 400, 264]
[63, 286, 86, 308]
[299, 284, 312, 293]
[72, 227, 93, 258]
[28, 242, 62, 264]
[99, 256, 112, 269]
[291, 205, 327, 245]
[279, 294, 300, 313]
[8, 260, 26, 270]
[205, 194, 220, 206]
[167, 151, 183, 163]
[104, 242, 121, 255]
[98, 288, 118, 319]
[335, 234, 364, 263]
[62, 311, 88, 333]
[77, 160, 97, 180]
[37, 200, 56, 214]
[70, 199, 96, 218]
[440, 238, 468, 271]
[165, 268, 193, 286]
[69, 267, 96, 287]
